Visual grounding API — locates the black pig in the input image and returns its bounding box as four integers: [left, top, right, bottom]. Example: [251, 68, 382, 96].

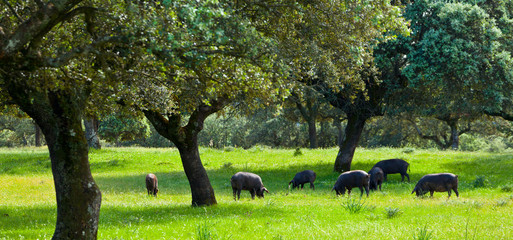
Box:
[289, 170, 316, 190]
[372, 159, 410, 182]
[332, 170, 370, 197]
[145, 173, 159, 197]
[412, 173, 459, 198]
[230, 172, 269, 200]
[368, 167, 384, 191]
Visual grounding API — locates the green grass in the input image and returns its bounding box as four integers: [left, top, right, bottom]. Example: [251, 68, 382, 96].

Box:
[1, 147, 513, 239]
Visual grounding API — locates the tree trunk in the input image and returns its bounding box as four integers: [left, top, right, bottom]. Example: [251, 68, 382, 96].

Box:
[176, 138, 217, 206]
[307, 118, 318, 149]
[6, 80, 101, 239]
[45, 120, 102, 240]
[84, 117, 101, 149]
[448, 119, 459, 150]
[143, 100, 226, 207]
[334, 113, 368, 172]
[35, 122, 42, 147]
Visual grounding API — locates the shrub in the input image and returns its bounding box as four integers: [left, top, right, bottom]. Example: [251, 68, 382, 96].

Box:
[486, 137, 508, 153]
[196, 222, 216, 240]
[221, 162, 233, 169]
[402, 147, 415, 154]
[293, 148, 303, 157]
[459, 134, 487, 151]
[500, 184, 513, 192]
[472, 176, 490, 188]
[413, 225, 434, 240]
[495, 199, 509, 207]
[342, 198, 367, 214]
[384, 207, 402, 219]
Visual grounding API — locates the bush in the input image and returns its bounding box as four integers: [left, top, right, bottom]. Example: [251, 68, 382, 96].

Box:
[472, 176, 490, 188]
[500, 184, 513, 192]
[196, 222, 216, 240]
[413, 225, 434, 240]
[384, 207, 402, 219]
[342, 198, 367, 214]
[486, 137, 508, 153]
[293, 148, 303, 157]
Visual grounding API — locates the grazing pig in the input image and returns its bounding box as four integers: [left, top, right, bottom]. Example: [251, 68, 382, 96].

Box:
[368, 167, 384, 191]
[289, 170, 317, 190]
[230, 172, 269, 200]
[412, 173, 459, 198]
[332, 170, 370, 197]
[145, 173, 159, 197]
[372, 159, 410, 182]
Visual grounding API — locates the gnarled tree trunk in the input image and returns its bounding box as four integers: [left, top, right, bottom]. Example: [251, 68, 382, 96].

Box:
[144, 99, 227, 206]
[6, 80, 101, 239]
[176, 136, 217, 206]
[334, 113, 368, 172]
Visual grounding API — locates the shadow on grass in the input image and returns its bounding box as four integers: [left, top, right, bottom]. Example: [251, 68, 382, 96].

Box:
[100, 202, 287, 226]
[0, 201, 288, 233]
[0, 152, 50, 175]
[0, 205, 55, 235]
[440, 154, 513, 187]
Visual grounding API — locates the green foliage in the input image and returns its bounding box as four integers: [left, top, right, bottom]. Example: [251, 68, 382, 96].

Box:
[196, 221, 216, 240]
[385, 207, 403, 219]
[401, 1, 513, 117]
[98, 114, 150, 146]
[413, 225, 434, 240]
[472, 175, 490, 188]
[293, 148, 303, 157]
[459, 134, 489, 151]
[342, 198, 368, 214]
[501, 184, 513, 192]
[0, 116, 36, 147]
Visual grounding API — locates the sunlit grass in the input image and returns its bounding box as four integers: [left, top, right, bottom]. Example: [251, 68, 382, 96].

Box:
[1, 147, 513, 239]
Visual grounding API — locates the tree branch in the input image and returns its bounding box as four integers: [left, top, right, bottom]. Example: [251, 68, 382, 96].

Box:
[458, 123, 471, 135]
[484, 110, 513, 121]
[42, 36, 126, 67]
[1, 0, 84, 60]
[142, 109, 173, 140]
[409, 118, 446, 149]
[185, 96, 230, 137]
[2, 0, 23, 22]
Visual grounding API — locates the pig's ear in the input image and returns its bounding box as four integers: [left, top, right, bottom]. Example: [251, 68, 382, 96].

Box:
[263, 187, 269, 193]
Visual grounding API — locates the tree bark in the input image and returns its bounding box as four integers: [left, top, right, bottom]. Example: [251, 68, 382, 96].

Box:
[334, 113, 368, 172]
[35, 122, 42, 147]
[84, 116, 101, 149]
[6, 79, 101, 240]
[143, 100, 227, 206]
[448, 119, 459, 150]
[46, 115, 102, 240]
[307, 118, 318, 149]
[176, 136, 217, 206]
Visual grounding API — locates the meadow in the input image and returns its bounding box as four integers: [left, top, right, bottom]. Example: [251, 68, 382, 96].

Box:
[1, 147, 512, 239]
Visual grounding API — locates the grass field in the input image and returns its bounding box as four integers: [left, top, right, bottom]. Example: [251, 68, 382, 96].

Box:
[1, 147, 512, 239]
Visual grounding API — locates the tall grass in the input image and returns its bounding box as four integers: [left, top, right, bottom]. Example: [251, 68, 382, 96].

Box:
[1, 147, 513, 239]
